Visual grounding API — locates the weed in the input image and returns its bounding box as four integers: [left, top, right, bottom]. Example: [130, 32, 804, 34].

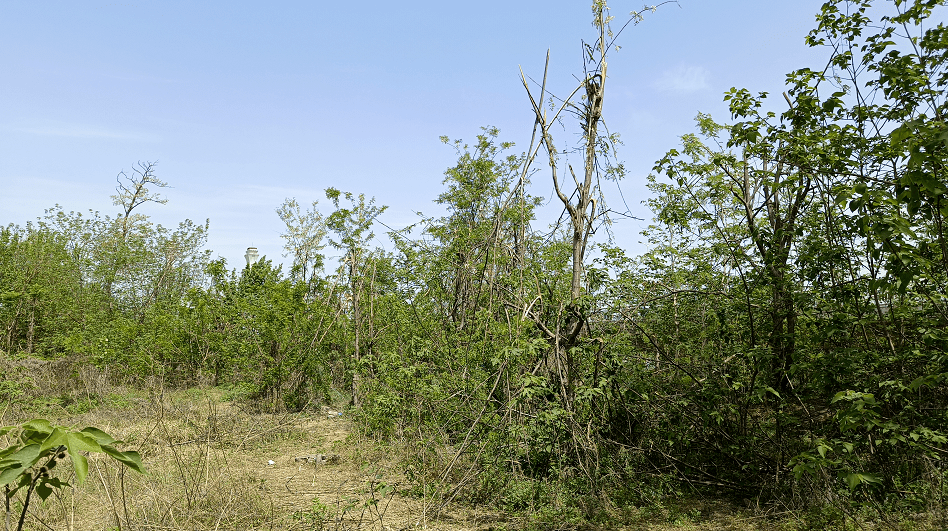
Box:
[293, 496, 332, 530]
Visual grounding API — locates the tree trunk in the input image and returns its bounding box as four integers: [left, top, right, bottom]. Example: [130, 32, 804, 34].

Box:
[350, 252, 362, 408]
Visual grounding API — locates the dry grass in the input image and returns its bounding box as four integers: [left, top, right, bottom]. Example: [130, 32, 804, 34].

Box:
[2, 368, 503, 530]
[0, 359, 944, 531]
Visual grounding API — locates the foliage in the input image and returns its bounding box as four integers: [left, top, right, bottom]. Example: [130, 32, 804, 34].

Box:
[2, 0, 948, 525]
[324, 188, 388, 407]
[634, 0, 948, 511]
[276, 197, 328, 285]
[0, 419, 145, 531]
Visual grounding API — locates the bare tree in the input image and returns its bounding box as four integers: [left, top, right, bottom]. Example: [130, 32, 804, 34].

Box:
[111, 161, 168, 241]
[519, 3, 666, 343]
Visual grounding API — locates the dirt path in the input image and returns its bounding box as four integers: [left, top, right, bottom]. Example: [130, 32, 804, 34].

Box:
[232, 409, 499, 531]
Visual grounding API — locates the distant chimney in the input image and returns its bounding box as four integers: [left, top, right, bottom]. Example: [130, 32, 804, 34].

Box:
[245, 247, 260, 267]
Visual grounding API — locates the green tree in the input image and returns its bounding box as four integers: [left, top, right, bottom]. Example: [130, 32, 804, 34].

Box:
[325, 189, 387, 407]
[276, 198, 328, 286]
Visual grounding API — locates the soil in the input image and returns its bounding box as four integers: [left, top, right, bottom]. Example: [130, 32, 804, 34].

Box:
[238, 412, 498, 531]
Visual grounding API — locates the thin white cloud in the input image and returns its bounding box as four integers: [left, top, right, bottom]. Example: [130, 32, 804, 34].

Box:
[16, 123, 158, 141]
[653, 65, 711, 94]
[188, 184, 328, 218]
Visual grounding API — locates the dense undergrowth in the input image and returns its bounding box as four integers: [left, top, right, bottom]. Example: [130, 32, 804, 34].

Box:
[2, 0, 948, 529]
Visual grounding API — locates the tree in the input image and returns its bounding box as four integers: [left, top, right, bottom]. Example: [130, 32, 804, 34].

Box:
[630, 0, 948, 504]
[325, 188, 387, 407]
[429, 127, 532, 329]
[111, 161, 168, 241]
[781, 0, 948, 495]
[514, 1, 667, 438]
[520, 3, 664, 303]
[101, 161, 169, 303]
[276, 198, 328, 286]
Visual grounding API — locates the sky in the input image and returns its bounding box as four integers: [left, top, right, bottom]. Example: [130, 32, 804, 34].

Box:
[1, 0, 832, 271]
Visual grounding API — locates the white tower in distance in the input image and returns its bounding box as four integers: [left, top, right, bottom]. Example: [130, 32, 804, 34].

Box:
[245, 247, 260, 267]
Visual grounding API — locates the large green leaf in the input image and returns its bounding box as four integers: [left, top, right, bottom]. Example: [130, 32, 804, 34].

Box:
[20, 420, 53, 443]
[80, 427, 118, 446]
[65, 431, 102, 454]
[64, 431, 103, 485]
[0, 445, 18, 460]
[21, 419, 52, 432]
[40, 427, 66, 452]
[843, 471, 882, 491]
[101, 446, 147, 474]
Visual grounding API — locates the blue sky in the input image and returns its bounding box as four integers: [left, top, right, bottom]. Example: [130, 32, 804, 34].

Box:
[1, 1, 830, 270]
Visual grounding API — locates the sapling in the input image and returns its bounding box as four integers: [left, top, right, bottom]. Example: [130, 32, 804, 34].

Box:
[0, 419, 146, 531]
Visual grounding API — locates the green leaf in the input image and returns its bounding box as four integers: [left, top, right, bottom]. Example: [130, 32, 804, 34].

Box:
[44, 477, 67, 489]
[40, 428, 66, 452]
[65, 432, 102, 454]
[0, 446, 18, 460]
[890, 123, 914, 144]
[64, 432, 100, 485]
[845, 472, 861, 490]
[4, 444, 42, 470]
[22, 419, 52, 433]
[908, 374, 942, 390]
[101, 446, 147, 474]
[762, 386, 781, 399]
[843, 472, 882, 491]
[68, 449, 88, 484]
[0, 463, 24, 488]
[80, 427, 117, 446]
[21, 419, 53, 443]
[35, 481, 53, 501]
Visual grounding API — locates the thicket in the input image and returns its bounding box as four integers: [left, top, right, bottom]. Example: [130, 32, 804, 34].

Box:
[1, 0, 947, 525]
